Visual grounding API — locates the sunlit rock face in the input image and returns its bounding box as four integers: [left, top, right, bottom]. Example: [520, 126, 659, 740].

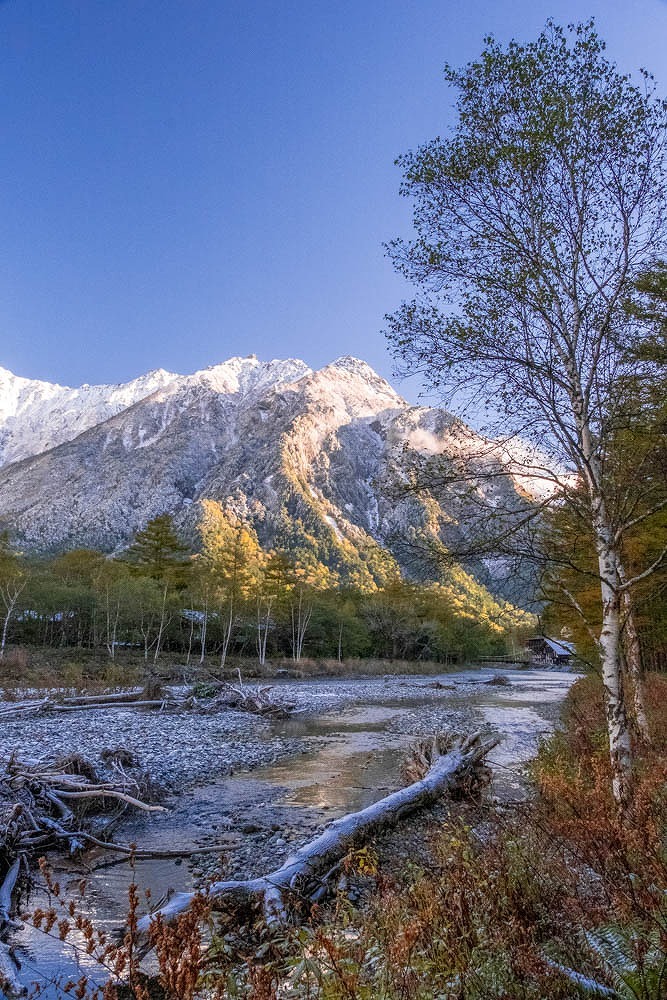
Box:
[0, 355, 528, 591]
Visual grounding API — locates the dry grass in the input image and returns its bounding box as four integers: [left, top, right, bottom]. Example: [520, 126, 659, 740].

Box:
[0, 646, 465, 695]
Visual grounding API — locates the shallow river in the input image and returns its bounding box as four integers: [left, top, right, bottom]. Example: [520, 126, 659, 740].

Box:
[12, 667, 576, 995]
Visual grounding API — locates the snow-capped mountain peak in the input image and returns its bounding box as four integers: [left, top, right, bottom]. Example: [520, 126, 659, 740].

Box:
[0, 356, 400, 468]
[0, 353, 534, 606]
[0, 365, 178, 467]
[184, 356, 313, 397]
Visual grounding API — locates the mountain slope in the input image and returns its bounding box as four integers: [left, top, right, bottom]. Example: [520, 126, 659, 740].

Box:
[0, 364, 179, 468]
[0, 356, 527, 600]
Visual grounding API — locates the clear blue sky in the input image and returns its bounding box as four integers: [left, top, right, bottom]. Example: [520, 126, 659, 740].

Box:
[2, 1, 667, 398]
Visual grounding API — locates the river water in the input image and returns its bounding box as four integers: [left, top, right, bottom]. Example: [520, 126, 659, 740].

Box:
[11, 667, 576, 995]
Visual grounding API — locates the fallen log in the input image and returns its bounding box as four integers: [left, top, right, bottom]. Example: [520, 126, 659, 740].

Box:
[136, 730, 498, 941]
[0, 860, 26, 998]
[47, 699, 180, 713]
[58, 690, 146, 706]
[0, 696, 182, 721]
[0, 699, 50, 721]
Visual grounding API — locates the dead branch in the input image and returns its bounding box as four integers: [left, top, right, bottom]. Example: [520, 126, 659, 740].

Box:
[204, 681, 294, 718]
[0, 749, 167, 993]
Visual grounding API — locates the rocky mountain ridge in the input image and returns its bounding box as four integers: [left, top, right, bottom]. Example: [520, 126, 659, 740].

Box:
[0, 355, 525, 598]
[0, 357, 317, 468]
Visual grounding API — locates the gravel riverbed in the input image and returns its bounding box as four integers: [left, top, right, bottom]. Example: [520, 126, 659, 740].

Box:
[7, 667, 578, 996]
[0, 671, 498, 789]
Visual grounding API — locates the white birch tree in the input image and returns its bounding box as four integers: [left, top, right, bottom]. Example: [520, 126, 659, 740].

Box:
[385, 21, 667, 805]
[0, 533, 25, 660]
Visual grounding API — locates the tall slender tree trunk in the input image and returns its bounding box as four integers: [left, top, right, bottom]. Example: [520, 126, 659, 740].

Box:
[141, 616, 151, 661]
[256, 596, 273, 666]
[220, 599, 234, 669]
[0, 596, 15, 660]
[199, 600, 208, 665]
[290, 591, 312, 663]
[105, 587, 120, 660]
[615, 559, 650, 744]
[574, 385, 634, 808]
[0, 583, 24, 660]
[153, 585, 170, 665]
[186, 617, 194, 665]
[595, 527, 633, 807]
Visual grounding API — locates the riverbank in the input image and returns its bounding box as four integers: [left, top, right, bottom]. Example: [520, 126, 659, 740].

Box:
[0, 645, 527, 693]
[6, 667, 578, 996]
[0, 668, 564, 792]
[284, 673, 667, 1000]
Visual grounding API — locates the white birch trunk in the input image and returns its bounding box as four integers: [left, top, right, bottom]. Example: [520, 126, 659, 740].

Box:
[569, 374, 633, 807]
[105, 587, 120, 661]
[0, 582, 24, 661]
[220, 599, 234, 669]
[594, 515, 633, 806]
[199, 601, 208, 665]
[290, 591, 312, 662]
[153, 585, 170, 665]
[615, 558, 650, 743]
[256, 596, 273, 666]
[186, 616, 194, 665]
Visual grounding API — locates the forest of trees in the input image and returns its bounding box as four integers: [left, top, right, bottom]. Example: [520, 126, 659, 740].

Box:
[0, 505, 523, 668]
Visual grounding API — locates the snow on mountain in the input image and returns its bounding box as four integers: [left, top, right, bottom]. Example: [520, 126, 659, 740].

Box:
[180, 355, 313, 398]
[0, 365, 178, 468]
[0, 355, 533, 598]
[0, 356, 321, 468]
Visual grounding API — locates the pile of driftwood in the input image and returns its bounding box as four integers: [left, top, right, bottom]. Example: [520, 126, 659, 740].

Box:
[0, 752, 165, 997]
[201, 674, 294, 718]
[0, 678, 293, 723]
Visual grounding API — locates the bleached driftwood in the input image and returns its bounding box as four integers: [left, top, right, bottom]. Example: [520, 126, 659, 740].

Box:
[0, 699, 50, 721]
[2, 755, 165, 852]
[0, 693, 181, 720]
[206, 673, 294, 718]
[0, 750, 168, 996]
[0, 859, 25, 998]
[47, 699, 177, 713]
[0, 679, 295, 721]
[137, 731, 498, 941]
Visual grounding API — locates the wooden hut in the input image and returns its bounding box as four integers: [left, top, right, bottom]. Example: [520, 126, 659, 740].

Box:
[526, 636, 576, 666]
